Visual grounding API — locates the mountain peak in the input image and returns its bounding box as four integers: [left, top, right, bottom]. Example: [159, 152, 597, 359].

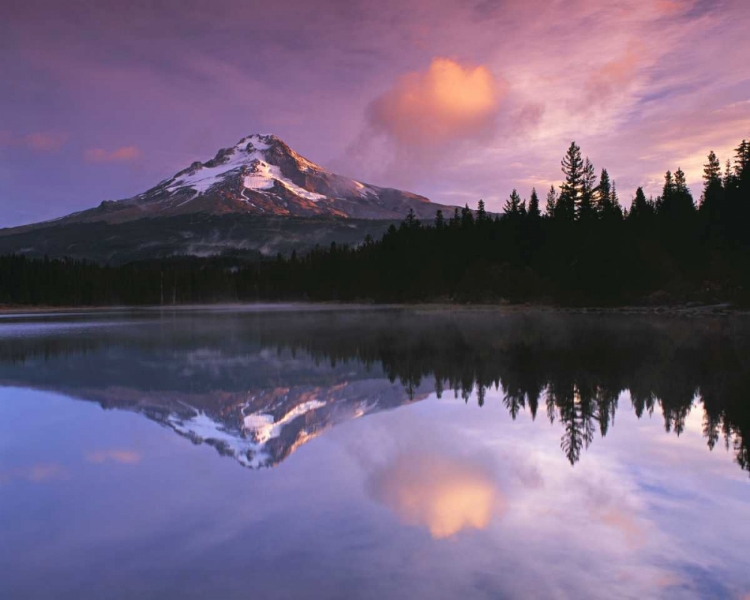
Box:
[90, 132, 449, 221]
[236, 133, 280, 146]
[0, 133, 459, 260]
[5, 133, 455, 230]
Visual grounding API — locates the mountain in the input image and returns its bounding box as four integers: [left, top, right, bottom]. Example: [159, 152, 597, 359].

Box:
[0, 134, 458, 263]
[76, 133, 447, 222]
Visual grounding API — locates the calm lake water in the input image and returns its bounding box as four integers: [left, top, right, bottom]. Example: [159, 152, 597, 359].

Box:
[1, 306, 749, 599]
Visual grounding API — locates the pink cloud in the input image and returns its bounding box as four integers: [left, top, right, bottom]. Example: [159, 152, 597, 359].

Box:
[85, 145, 141, 163]
[27, 462, 68, 481]
[597, 507, 646, 549]
[341, 57, 508, 187]
[0, 131, 67, 152]
[0, 462, 68, 484]
[85, 449, 142, 464]
[585, 50, 642, 105]
[368, 58, 505, 148]
[653, 0, 691, 16]
[653, 572, 685, 589]
[24, 132, 67, 151]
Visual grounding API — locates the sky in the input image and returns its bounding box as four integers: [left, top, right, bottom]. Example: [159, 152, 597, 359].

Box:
[1, 0, 749, 227]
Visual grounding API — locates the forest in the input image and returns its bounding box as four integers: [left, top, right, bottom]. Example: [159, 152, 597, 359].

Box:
[1, 137, 749, 306]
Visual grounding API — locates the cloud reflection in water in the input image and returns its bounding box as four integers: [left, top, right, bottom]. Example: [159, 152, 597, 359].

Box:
[369, 452, 505, 539]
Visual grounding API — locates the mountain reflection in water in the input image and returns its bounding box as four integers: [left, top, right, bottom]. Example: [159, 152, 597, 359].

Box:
[0, 307, 748, 474]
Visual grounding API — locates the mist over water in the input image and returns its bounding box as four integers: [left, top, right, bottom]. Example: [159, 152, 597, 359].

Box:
[1, 306, 749, 599]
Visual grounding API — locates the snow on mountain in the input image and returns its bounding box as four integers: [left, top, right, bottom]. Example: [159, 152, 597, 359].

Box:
[162, 135, 326, 202]
[38, 133, 452, 225]
[0, 133, 458, 261]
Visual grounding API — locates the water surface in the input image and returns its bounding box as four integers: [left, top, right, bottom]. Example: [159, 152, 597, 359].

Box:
[1, 306, 749, 599]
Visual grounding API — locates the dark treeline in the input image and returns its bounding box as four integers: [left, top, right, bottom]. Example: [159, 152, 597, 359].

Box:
[1, 138, 749, 306]
[0, 253, 244, 306]
[264, 138, 750, 304]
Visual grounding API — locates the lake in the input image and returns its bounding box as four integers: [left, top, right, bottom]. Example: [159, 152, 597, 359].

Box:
[1, 306, 749, 599]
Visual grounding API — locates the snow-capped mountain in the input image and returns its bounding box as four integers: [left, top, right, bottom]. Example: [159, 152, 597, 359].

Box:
[50, 134, 451, 224]
[0, 133, 457, 261]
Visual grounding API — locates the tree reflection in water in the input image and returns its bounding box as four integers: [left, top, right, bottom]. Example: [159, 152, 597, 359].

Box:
[1, 308, 748, 472]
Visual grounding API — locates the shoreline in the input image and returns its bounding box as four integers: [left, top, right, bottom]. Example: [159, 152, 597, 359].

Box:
[0, 301, 746, 317]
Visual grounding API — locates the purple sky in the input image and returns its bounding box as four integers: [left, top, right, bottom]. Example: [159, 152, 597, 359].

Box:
[2, 0, 749, 227]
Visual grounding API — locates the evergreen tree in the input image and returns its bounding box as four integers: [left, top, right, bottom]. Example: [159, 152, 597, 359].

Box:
[404, 208, 419, 229]
[477, 199, 488, 223]
[735, 140, 750, 179]
[700, 151, 724, 224]
[450, 207, 461, 229]
[703, 151, 722, 187]
[597, 168, 612, 214]
[557, 190, 575, 221]
[629, 187, 652, 221]
[724, 159, 736, 189]
[674, 168, 689, 195]
[545, 185, 557, 218]
[528, 188, 541, 219]
[658, 169, 694, 222]
[661, 170, 675, 207]
[504, 189, 522, 216]
[732, 139, 750, 230]
[734, 140, 750, 200]
[461, 203, 474, 227]
[609, 181, 623, 220]
[578, 158, 597, 221]
[559, 142, 583, 221]
[674, 168, 695, 213]
[435, 209, 445, 229]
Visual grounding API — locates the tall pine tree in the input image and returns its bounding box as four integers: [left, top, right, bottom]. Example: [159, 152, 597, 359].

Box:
[700, 150, 724, 223]
[578, 158, 597, 221]
[545, 186, 558, 218]
[528, 188, 541, 219]
[629, 186, 652, 221]
[597, 168, 612, 215]
[559, 142, 583, 221]
[504, 189, 522, 217]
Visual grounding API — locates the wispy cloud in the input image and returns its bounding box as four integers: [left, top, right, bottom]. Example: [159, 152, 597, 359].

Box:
[84, 145, 141, 163]
[0, 462, 68, 484]
[85, 449, 142, 464]
[0, 131, 67, 152]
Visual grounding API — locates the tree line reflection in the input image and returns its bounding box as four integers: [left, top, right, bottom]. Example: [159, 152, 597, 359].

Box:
[245, 310, 750, 471]
[1, 309, 748, 472]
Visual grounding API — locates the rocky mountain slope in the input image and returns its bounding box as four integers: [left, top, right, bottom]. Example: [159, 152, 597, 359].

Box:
[0, 134, 454, 262]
